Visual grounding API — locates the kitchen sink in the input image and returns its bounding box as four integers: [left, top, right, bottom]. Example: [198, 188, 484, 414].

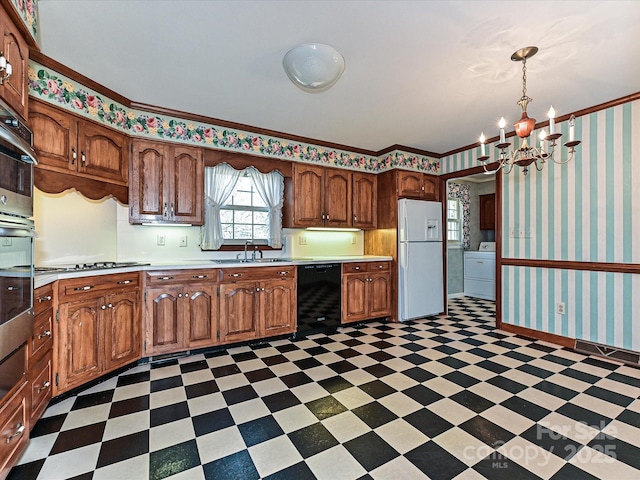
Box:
[210, 258, 290, 264]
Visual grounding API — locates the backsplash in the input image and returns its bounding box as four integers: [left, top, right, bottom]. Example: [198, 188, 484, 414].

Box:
[34, 189, 363, 265]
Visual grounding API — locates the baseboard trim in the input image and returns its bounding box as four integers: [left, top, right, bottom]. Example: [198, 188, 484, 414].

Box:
[499, 323, 575, 349]
[447, 292, 465, 299]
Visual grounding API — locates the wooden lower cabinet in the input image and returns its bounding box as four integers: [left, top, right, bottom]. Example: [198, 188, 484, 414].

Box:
[55, 273, 141, 395]
[143, 271, 219, 356]
[342, 262, 392, 324]
[219, 267, 296, 344]
[0, 381, 29, 480]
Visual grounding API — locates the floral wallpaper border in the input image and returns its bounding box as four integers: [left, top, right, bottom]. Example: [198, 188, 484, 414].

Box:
[28, 61, 440, 174]
[447, 183, 471, 249]
[9, 0, 38, 44]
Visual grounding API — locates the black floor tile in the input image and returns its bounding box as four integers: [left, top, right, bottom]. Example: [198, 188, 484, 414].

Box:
[318, 376, 353, 394]
[560, 367, 600, 384]
[556, 403, 611, 429]
[617, 409, 640, 428]
[549, 463, 600, 480]
[521, 424, 583, 460]
[49, 422, 106, 455]
[203, 451, 260, 480]
[488, 376, 527, 394]
[72, 390, 114, 410]
[288, 422, 339, 458]
[352, 402, 398, 429]
[404, 408, 454, 438]
[343, 431, 399, 471]
[437, 356, 469, 369]
[30, 413, 67, 438]
[477, 359, 511, 374]
[444, 371, 481, 388]
[192, 408, 235, 437]
[305, 396, 347, 420]
[232, 351, 258, 362]
[504, 351, 535, 363]
[6, 460, 44, 480]
[96, 430, 149, 468]
[500, 396, 550, 421]
[363, 364, 395, 378]
[109, 395, 150, 418]
[221, 385, 258, 405]
[450, 390, 494, 414]
[263, 462, 316, 480]
[370, 340, 394, 350]
[294, 357, 322, 370]
[459, 416, 515, 447]
[244, 368, 276, 383]
[358, 380, 395, 400]
[149, 439, 201, 480]
[262, 354, 289, 366]
[179, 359, 209, 374]
[584, 385, 634, 407]
[401, 352, 431, 365]
[150, 375, 183, 393]
[211, 364, 241, 378]
[262, 390, 301, 413]
[518, 364, 554, 379]
[473, 454, 544, 480]
[185, 379, 219, 399]
[588, 436, 640, 469]
[468, 347, 498, 359]
[541, 353, 575, 367]
[150, 401, 190, 428]
[281, 371, 313, 388]
[367, 351, 394, 362]
[238, 415, 285, 447]
[116, 371, 150, 387]
[405, 441, 467, 480]
[582, 357, 619, 370]
[401, 367, 436, 383]
[607, 371, 640, 389]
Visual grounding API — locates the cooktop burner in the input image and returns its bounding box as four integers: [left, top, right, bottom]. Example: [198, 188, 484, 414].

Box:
[35, 261, 150, 273]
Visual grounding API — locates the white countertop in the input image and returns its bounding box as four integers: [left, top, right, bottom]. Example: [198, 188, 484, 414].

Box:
[35, 255, 393, 289]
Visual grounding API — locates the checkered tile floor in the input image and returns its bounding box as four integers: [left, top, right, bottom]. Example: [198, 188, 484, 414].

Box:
[10, 296, 640, 479]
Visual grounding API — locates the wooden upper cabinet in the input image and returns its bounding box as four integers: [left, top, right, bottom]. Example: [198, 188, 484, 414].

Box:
[287, 163, 352, 228]
[0, 3, 28, 120]
[29, 100, 129, 185]
[479, 193, 496, 230]
[397, 170, 439, 201]
[129, 139, 203, 225]
[352, 172, 376, 229]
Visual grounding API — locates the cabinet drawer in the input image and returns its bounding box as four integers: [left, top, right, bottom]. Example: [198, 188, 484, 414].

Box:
[343, 262, 390, 274]
[220, 266, 296, 283]
[146, 269, 219, 285]
[28, 309, 53, 367]
[34, 283, 54, 316]
[464, 256, 495, 281]
[366, 262, 390, 273]
[59, 272, 140, 301]
[0, 383, 28, 477]
[29, 355, 52, 427]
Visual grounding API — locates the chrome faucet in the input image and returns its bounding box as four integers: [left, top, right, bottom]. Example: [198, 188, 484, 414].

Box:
[244, 240, 253, 262]
[252, 245, 263, 261]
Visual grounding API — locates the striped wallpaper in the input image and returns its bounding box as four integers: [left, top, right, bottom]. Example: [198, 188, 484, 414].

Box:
[443, 99, 640, 352]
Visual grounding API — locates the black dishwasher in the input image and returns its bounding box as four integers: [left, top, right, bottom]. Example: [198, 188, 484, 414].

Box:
[296, 263, 341, 337]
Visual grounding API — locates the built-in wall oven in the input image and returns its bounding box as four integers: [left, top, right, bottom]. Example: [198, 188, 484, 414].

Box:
[0, 97, 38, 402]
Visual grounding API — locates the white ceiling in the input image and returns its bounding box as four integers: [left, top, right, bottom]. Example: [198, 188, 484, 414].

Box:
[37, 0, 640, 155]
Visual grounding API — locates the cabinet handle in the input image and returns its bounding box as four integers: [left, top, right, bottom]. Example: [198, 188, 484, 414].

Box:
[38, 295, 52, 303]
[192, 275, 207, 279]
[81, 151, 86, 166]
[158, 276, 174, 280]
[178, 293, 183, 298]
[256, 287, 260, 292]
[101, 305, 107, 310]
[6, 285, 19, 291]
[376, 265, 384, 269]
[117, 280, 132, 285]
[228, 273, 242, 278]
[163, 202, 168, 218]
[6, 423, 25, 444]
[261, 287, 265, 291]
[277, 271, 289, 276]
[170, 202, 175, 217]
[421, 185, 425, 191]
[476, 261, 484, 264]
[354, 214, 357, 222]
[353, 266, 361, 271]
[326, 214, 330, 221]
[38, 381, 51, 393]
[73, 285, 94, 291]
[37, 330, 51, 339]
[108, 303, 113, 308]
[71, 148, 77, 165]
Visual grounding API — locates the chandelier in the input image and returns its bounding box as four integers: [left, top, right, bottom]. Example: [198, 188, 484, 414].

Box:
[478, 46, 580, 175]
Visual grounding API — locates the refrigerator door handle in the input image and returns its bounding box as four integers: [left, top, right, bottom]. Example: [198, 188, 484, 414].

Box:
[399, 241, 409, 321]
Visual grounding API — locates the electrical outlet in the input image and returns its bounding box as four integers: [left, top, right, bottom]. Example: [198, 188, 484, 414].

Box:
[299, 235, 307, 245]
[1, 238, 11, 246]
[557, 302, 566, 315]
[157, 234, 166, 246]
[179, 236, 188, 247]
[351, 236, 356, 245]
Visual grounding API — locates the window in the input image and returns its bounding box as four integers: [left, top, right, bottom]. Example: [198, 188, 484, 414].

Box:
[201, 164, 284, 250]
[447, 197, 461, 243]
[220, 174, 269, 244]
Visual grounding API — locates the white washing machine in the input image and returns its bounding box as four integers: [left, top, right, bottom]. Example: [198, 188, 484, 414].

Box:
[464, 242, 496, 300]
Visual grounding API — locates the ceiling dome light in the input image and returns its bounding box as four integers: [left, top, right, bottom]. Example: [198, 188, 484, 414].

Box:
[282, 43, 345, 92]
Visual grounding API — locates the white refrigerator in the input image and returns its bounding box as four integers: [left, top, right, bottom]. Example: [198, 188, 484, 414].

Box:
[398, 199, 444, 321]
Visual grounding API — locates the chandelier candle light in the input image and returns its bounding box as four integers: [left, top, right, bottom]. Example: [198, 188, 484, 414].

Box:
[478, 46, 581, 175]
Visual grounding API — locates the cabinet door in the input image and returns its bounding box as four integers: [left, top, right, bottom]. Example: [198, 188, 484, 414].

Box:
[368, 272, 392, 318]
[479, 193, 496, 230]
[144, 287, 183, 355]
[324, 168, 352, 227]
[352, 172, 377, 229]
[0, 6, 28, 120]
[423, 174, 439, 201]
[261, 279, 296, 337]
[0, 383, 28, 480]
[77, 121, 128, 184]
[130, 140, 171, 223]
[397, 171, 424, 198]
[171, 145, 204, 224]
[103, 291, 140, 371]
[292, 164, 324, 227]
[29, 100, 77, 173]
[219, 283, 259, 343]
[342, 274, 368, 323]
[29, 355, 52, 428]
[57, 299, 101, 393]
[185, 285, 218, 348]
